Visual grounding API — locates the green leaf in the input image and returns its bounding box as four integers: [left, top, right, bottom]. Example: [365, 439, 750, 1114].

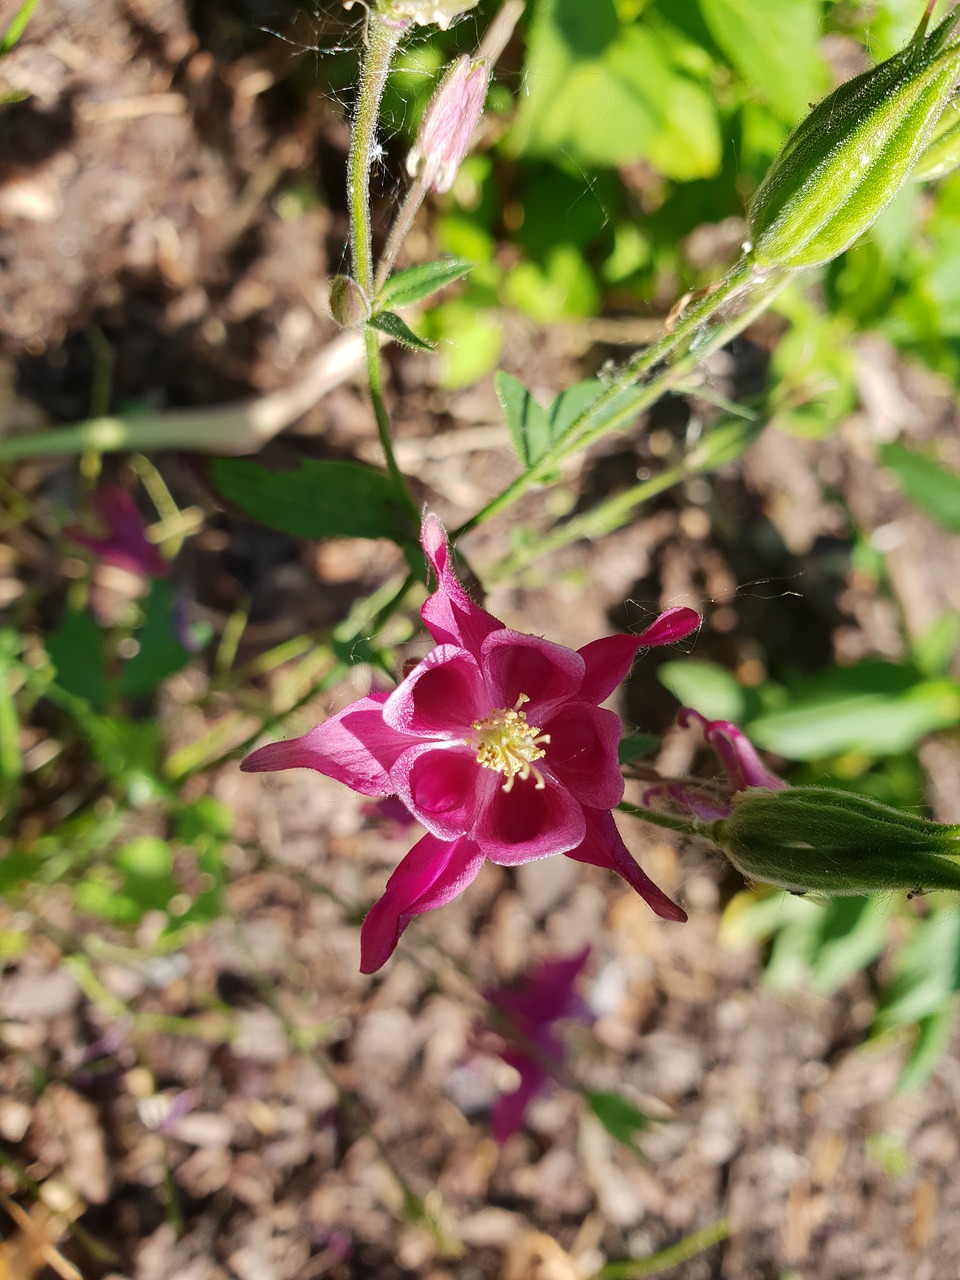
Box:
[378, 257, 474, 309]
[686, 417, 766, 470]
[1, 0, 40, 54]
[367, 310, 434, 352]
[121, 579, 200, 699]
[657, 659, 747, 723]
[496, 372, 604, 469]
[513, 0, 721, 178]
[618, 733, 660, 766]
[746, 663, 960, 760]
[585, 1089, 650, 1156]
[898, 1006, 956, 1092]
[47, 610, 108, 709]
[211, 457, 416, 545]
[876, 908, 960, 1033]
[696, 0, 825, 123]
[809, 896, 889, 996]
[879, 442, 960, 533]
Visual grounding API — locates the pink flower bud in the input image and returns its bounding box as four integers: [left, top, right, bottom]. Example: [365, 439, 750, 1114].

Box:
[407, 55, 492, 194]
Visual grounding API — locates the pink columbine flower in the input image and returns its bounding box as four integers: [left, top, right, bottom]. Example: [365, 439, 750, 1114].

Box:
[407, 55, 492, 194]
[241, 515, 699, 972]
[484, 945, 591, 1142]
[64, 486, 169, 579]
[645, 707, 788, 821]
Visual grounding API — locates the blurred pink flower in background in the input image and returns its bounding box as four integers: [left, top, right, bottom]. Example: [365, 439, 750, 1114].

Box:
[64, 485, 168, 579]
[242, 515, 699, 972]
[484, 946, 591, 1141]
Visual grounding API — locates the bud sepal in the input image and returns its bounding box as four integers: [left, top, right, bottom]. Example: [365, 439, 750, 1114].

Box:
[747, 5, 960, 270]
[710, 785, 960, 897]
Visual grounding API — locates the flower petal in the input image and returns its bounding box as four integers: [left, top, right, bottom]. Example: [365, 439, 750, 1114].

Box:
[490, 1053, 550, 1143]
[577, 607, 700, 704]
[477, 778, 585, 864]
[481, 630, 585, 718]
[680, 708, 787, 792]
[542, 703, 625, 809]
[420, 514, 503, 657]
[359, 833, 485, 972]
[392, 741, 493, 839]
[382, 644, 486, 737]
[65, 486, 169, 579]
[565, 808, 687, 922]
[240, 693, 415, 796]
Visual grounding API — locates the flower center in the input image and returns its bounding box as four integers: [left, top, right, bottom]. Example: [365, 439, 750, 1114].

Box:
[470, 694, 550, 793]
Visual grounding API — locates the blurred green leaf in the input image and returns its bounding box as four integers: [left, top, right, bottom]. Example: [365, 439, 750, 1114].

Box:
[809, 896, 889, 996]
[1, 0, 39, 54]
[879, 442, 960, 533]
[619, 733, 660, 765]
[367, 310, 434, 352]
[47, 611, 107, 709]
[422, 300, 503, 388]
[696, 0, 826, 122]
[898, 1006, 956, 1092]
[496, 373, 604, 469]
[658, 659, 747, 722]
[377, 257, 474, 309]
[513, 0, 721, 178]
[211, 458, 416, 545]
[121, 580, 196, 699]
[585, 1088, 650, 1156]
[746, 663, 960, 760]
[876, 907, 960, 1034]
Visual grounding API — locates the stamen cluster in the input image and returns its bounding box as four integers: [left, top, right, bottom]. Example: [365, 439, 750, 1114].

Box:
[471, 695, 549, 792]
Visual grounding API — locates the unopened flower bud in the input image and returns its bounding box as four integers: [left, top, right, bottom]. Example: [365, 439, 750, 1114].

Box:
[746, 5, 960, 270]
[912, 97, 960, 179]
[329, 275, 370, 328]
[407, 55, 492, 194]
[711, 785, 960, 897]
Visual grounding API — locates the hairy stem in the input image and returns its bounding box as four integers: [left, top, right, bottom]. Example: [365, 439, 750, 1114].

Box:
[347, 14, 418, 518]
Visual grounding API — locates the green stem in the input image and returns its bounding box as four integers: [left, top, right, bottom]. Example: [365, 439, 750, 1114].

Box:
[365, 327, 418, 519]
[453, 262, 786, 540]
[347, 17, 402, 299]
[375, 174, 429, 293]
[618, 801, 702, 838]
[598, 1218, 731, 1278]
[347, 14, 419, 519]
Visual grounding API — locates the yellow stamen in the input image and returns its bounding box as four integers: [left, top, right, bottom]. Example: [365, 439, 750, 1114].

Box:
[469, 694, 550, 792]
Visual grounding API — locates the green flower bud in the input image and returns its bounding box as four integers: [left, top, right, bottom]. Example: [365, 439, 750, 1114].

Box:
[329, 275, 370, 328]
[747, 5, 960, 270]
[711, 785, 960, 897]
[912, 98, 960, 179]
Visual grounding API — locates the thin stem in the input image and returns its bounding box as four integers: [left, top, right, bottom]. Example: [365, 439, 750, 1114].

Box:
[375, 174, 428, 292]
[347, 14, 418, 518]
[453, 265, 789, 539]
[347, 17, 402, 299]
[598, 1218, 731, 1279]
[618, 801, 702, 838]
[365, 327, 419, 518]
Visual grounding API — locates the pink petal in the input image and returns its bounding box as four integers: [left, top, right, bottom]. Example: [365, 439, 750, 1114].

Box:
[392, 742, 493, 840]
[577, 607, 700, 704]
[65, 487, 169, 579]
[477, 778, 586, 864]
[359, 833, 485, 972]
[480, 630, 585, 718]
[489, 946, 591, 1026]
[490, 1056, 550, 1143]
[240, 692, 416, 796]
[382, 645, 486, 737]
[679, 708, 787, 793]
[420, 514, 503, 657]
[541, 703, 625, 809]
[565, 808, 687, 922]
